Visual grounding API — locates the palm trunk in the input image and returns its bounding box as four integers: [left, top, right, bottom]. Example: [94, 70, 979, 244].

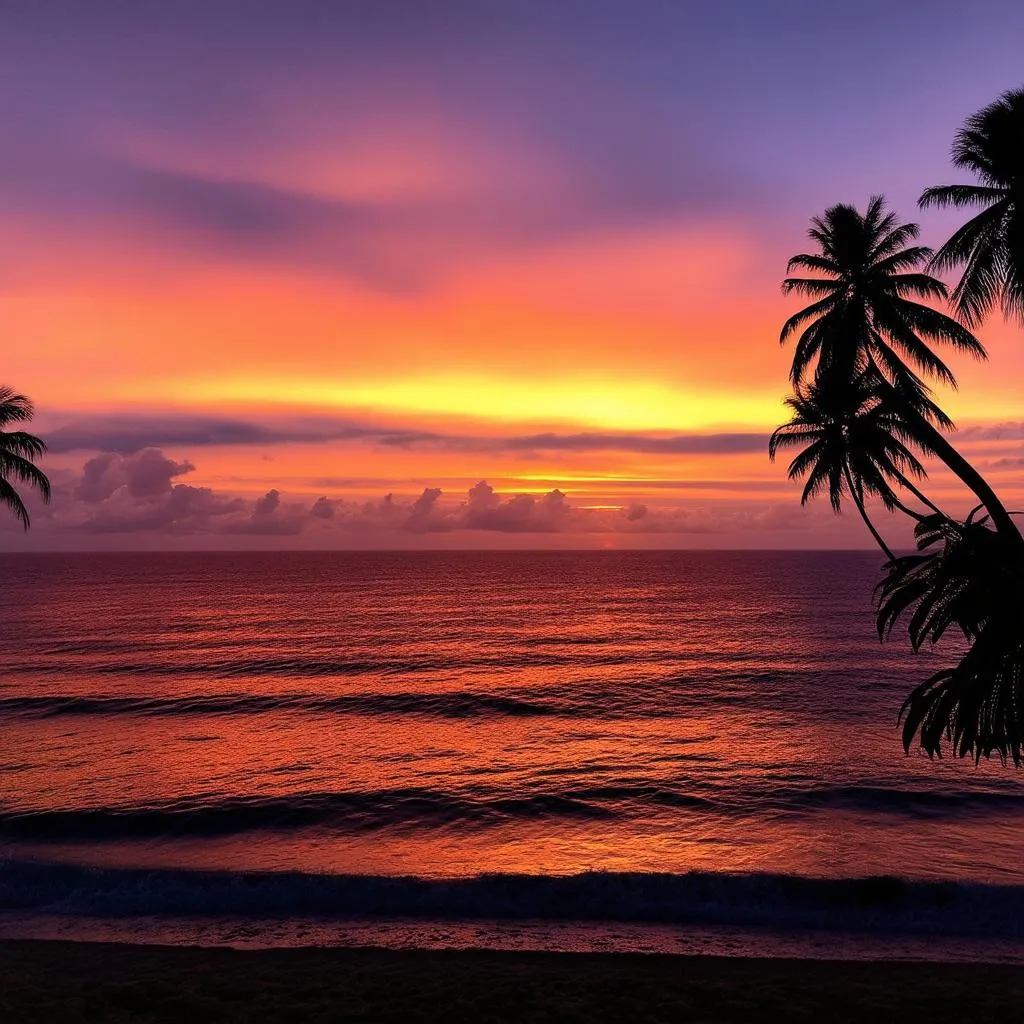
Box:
[887, 493, 926, 522]
[843, 465, 896, 560]
[892, 472, 943, 516]
[870, 366, 1023, 552]
[907, 411, 1023, 547]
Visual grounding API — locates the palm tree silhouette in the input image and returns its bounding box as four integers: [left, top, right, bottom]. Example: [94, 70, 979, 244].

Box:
[920, 87, 1024, 326]
[0, 386, 51, 530]
[770, 375, 934, 560]
[780, 196, 1022, 549]
[878, 509, 1024, 763]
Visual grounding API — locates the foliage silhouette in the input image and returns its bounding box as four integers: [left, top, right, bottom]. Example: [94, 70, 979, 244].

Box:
[920, 87, 1024, 326]
[878, 511, 1024, 764]
[776, 117, 1024, 762]
[0, 386, 51, 530]
[769, 374, 931, 560]
[781, 196, 981, 402]
[777, 196, 1020, 548]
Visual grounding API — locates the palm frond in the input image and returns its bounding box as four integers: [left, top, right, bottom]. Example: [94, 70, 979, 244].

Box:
[785, 253, 840, 276]
[1, 430, 48, 459]
[0, 387, 51, 530]
[868, 223, 921, 263]
[0, 451, 51, 502]
[885, 273, 947, 300]
[891, 298, 987, 358]
[0, 478, 31, 531]
[923, 89, 1024, 326]
[779, 294, 840, 343]
[919, 184, 1007, 209]
[871, 247, 936, 276]
[0, 388, 35, 428]
[780, 278, 841, 298]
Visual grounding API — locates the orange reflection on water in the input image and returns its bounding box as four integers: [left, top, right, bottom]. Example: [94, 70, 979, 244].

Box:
[3, 551, 1023, 888]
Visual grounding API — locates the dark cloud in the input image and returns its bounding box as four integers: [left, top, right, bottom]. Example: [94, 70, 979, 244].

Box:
[35, 446, 245, 534]
[959, 423, 1024, 441]
[40, 410, 769, 458]
[252, 488, 281, 518]
[499, 432, 768, 455]
[41, 413, 443, 455]
[0, 152, 754, 292]
[463, 484, 570, 533]
[68, 484, 245, 535]
[310, 496, 335, 519]
[402, 481, 571, 534]
[75, 448, 195, 503]
[2, 448, 879, 547]
[221, 488, 318, 536]
[76, 452, 123, 504]
[403, 487, 445, 533]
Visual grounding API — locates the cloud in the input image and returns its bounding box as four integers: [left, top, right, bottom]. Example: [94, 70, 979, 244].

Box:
[222, 488, 320, 536]
[67, 483, 245, 535]
[0, 150, 745, 293]
[310, 496, 335, 519]
[2, 449, 876, 549]
[4, 0, 1021, 310]
[253, 488, 281, 518]
[75, 448, 195, 503]
[30, 447, 244, 535]
[1, 52, 763, 293]
[397, 481, 573, 534]
[462, 483, 570, 533]
[44, 415, 359, 454]
[403, 487, 445, 532]
[500, 432, 768, 455]
[40, 409, 769, 458]
[959, 422, 1024, 441]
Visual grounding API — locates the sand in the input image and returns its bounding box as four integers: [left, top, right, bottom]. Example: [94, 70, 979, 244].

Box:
[3, 940, 1024, 1022]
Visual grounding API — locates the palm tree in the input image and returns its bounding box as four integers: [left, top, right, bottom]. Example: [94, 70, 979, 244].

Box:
[0, 386, 50, 530]
[769, 374, 935, 560]
[919, 87, 1024, 326]
[780, 196, 1022, 550]
[878, 510, 1024, 763]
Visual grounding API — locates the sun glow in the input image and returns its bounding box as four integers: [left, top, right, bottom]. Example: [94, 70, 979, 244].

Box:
[169, 375, 782, 432]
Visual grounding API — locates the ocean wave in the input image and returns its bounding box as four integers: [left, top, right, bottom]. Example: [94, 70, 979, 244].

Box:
[12, 657, 424, 678]
[3, 781, 1020, 842]
[3, 861, 1024, 938]
[0, 789, 621, 840]
[0, 673, 908, 724]
[0, 691, 561, 720]
[4, 649, 786, 679]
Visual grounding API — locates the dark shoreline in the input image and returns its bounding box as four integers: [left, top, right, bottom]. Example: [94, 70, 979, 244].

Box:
[3, 940, 1024, 1022]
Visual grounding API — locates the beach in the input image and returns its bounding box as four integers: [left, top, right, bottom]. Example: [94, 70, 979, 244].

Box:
[5, 941, 1024, 1022]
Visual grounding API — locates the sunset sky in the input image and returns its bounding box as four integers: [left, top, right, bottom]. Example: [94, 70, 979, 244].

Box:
[3, 0, 1024, 549]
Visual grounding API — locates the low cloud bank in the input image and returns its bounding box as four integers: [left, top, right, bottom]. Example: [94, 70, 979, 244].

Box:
[2, 447, 827, 544]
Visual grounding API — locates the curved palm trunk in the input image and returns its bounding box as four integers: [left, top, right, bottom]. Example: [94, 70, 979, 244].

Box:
[889, 469, 944, 517]
[870, 367, 1023, 552]
[906, 410, 1023, 548]
[843, 465, 896, 560]
[887, 492, 926, 523]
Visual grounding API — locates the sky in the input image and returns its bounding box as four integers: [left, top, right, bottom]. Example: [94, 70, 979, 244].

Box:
[3, 0, 1024, 550]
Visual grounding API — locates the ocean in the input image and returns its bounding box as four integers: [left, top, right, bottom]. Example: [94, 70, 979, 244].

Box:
[2, 550, 1023, 961]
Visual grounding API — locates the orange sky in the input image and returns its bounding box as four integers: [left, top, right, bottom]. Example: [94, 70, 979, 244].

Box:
[2, 3, 1023, 549]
